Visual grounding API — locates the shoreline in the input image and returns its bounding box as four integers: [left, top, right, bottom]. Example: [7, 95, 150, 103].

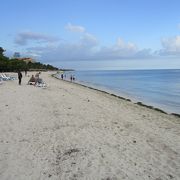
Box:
[52, 73, 180, 118]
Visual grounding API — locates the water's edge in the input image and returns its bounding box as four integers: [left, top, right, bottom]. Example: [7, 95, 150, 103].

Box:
[52, 73, 180, 118]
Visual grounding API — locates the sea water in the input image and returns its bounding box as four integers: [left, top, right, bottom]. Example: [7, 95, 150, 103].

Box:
[63, 69, 180, 114]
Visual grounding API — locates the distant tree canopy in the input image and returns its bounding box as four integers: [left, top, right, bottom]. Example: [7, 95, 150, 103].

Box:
[0, 47, 59, 72]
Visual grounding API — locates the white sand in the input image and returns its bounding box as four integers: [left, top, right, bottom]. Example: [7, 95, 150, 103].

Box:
[0, 71, 180, 180]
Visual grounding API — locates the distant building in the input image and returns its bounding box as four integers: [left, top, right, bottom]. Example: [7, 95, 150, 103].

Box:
[20, 57, 35, 63]
[13, 52, 21, 58]
[13, 52, 35, 63]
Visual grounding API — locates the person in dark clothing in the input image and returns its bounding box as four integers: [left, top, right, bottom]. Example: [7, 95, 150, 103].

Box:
[61, 74, 64, 80]
[70, 75, 73, 82]
[18, 71, 22, 85]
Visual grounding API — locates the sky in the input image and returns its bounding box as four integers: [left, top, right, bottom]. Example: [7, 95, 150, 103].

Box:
[1, 0, 180, 70]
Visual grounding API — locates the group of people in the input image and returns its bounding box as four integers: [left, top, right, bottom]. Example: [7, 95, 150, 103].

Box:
[17, 70, 76, 87]
[60, 73, 75, 82]
[70, 75, 75, 82]
[28, 73, 41, 85]
[17, 71, 43, 86]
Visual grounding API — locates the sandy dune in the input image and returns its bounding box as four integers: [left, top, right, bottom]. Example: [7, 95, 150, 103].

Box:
[0, 71, 180, 180]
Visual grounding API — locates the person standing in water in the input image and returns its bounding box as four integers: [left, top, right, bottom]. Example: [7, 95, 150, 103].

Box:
[61, 74, 64, 80]
[18, 70, 22, 85]
[70, 75, 73, 82]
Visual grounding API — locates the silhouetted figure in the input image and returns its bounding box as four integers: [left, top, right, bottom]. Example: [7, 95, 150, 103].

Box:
[18, 71, 22, 85]
[61, 74, 64, 80]
[70, 75, 73, 82]
[73, 75, 75, 81]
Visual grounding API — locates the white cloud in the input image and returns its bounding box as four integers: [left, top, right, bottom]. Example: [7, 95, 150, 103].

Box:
[25, 28, 99, 62]
[65, 23, 86, 33]
[96, 38, 138, 59]
[114, 38, 138, 54]
[14, 25, 154, 64]
[26, 36, 98, 62]
[116, 38, 136, 49]
[160, 35, 180, 55]
[27, 37, 152, 63]
[135, 48, 152, 58]
[15, 31, 59, 45]
[80, 33, 98, 47]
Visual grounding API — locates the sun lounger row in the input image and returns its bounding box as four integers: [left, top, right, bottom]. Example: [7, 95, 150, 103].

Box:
[0, 73, 16, 81]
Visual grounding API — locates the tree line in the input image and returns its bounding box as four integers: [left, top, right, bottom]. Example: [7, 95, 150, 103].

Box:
[0, 47, 59, 72]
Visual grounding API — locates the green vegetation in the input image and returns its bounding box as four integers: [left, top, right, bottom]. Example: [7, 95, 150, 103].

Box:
[0, 47, 59, 72]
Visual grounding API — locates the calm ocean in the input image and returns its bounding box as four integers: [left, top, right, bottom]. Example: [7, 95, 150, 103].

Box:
[62, 69, 180, 114]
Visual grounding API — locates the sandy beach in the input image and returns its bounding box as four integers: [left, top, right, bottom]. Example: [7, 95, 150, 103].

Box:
[0, 71, 180, 180]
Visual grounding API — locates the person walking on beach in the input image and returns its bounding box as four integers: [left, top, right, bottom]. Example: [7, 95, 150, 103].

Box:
[18, 70, 22, 85]
[25, 70, 27, 76]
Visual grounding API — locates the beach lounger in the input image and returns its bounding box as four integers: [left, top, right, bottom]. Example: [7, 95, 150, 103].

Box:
[35, 78, 47, 88]
[36, 83, 47, 88]
[2, 74, 11, 80]
[3, 73, 16, 80]
[0, 73, 16, 81]
[0, 74, 9, 81]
